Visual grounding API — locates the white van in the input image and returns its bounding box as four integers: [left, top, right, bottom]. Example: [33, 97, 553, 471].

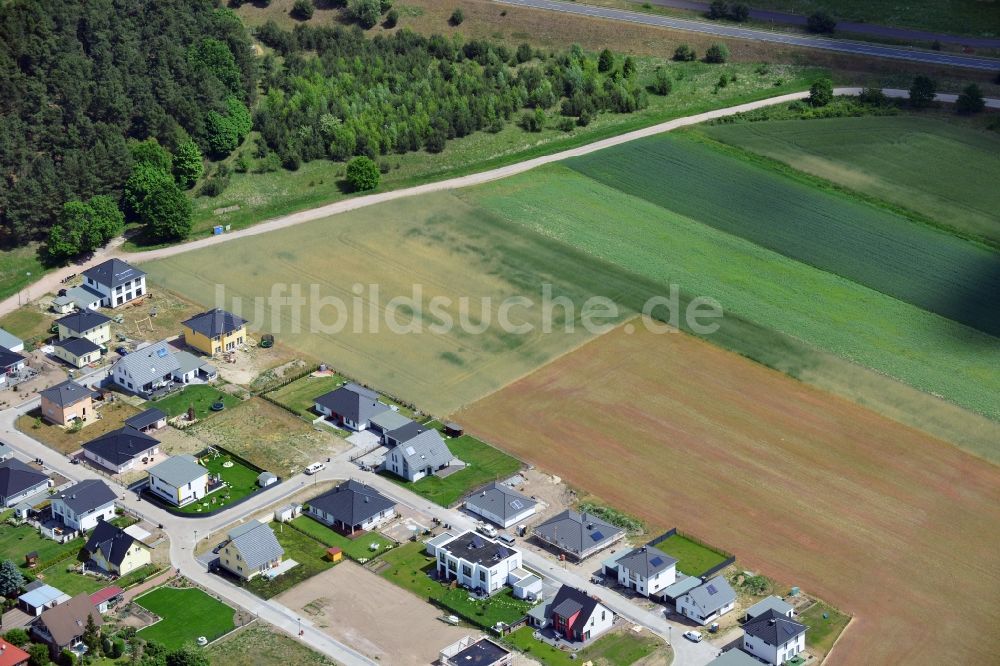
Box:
[305, 462, 326, 475]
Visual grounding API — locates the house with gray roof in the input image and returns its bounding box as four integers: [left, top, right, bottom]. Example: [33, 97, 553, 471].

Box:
[527, 585, 614, 642]
[64, 284, 103, 311]
[440, 637, 513, 666]
[742, 609, 807, 665]
[307, 479, 396, 534]
[147, 454, 208, 507]
[0, 327, 24, 352]
[52, 336, 102, 368]
[428, 531, 529, 597]
[464, 481, 537, 528]
[50, 479, 117, 532]
[612, 545, 677, 597]
[370, 409, 412, 436]
[218, 520, 284, 581]
[82, 425, 160, 474]
[82, 258, 146, 308]
[124, 407, 167, 433]
[0, 346, 26, 386]
[676, 575, 736, 625]
[384, 426, 455, 482]
[55, 310, 111, 344]
[40, 379, 94, 426]
[172, 350, 217, 383]
[0, 458, 50, 507]
[708, 649, 767, 666]
[654, 573, 702, 603]
[532, 510, 625, 560]
[83, 520, 151, 576]
[111, 340, 180, 397]
[744, 595, 795, 622]
[313, 382, 389, 430]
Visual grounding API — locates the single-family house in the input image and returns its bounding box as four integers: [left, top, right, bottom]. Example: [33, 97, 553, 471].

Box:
[0, 459, 49, 507]
[84, 520, 152, 576]
[708, 649, 767, 666]
[218, 520, 284, 581]
[313, 383, 389, 430]
[171, 350, 217, 384]
[52, 337, 102, 368]
[123, 407, 168, 433]
[384, 424, 455, 482]
[81, 426, 159, 474]
[89, 586, 123, 614]
[306, 480, 396, 534]
[18, 585, 71, 616]
[64, 285, 103, 312]
[0, 640, 30, 666]
[110, 341, 179, 397]
[439, 637, 513, 666]
[0, 347, 27, 386]
[81, 259, 146, 309]
[51, 479, 117, 532]
[0, 328, 24, 353]
[146, 454, 208, 507]
[0, 443, 13, 462]
[32, 593, 102, 657]
[55, 310, 112, 346]
[40, 380, 94, 426]
[742, 609, 807, 665]
[744, 596, 795, 622]
[464, 482, 537, 528]
[181, 309, 247, 355]
[528, 585, 614, 643]
[429, 531, 528, 597]
[676, 575, 737, 625]
[613, 545, 677, 597]
[532, 510, 625, 560]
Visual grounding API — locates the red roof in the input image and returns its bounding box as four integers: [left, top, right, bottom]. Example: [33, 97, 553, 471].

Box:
[90, 585, 124, 606]
[0, 642, 30, 666]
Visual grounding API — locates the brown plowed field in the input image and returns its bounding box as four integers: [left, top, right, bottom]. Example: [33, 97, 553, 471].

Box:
[456, 321, 1000, 665]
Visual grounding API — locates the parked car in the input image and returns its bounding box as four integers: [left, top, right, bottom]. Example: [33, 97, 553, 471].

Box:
[305, 462, 326, 475]
[683, 631, 703, 643]
[116, 346, 129, 356]
[475, 521, 498, 539]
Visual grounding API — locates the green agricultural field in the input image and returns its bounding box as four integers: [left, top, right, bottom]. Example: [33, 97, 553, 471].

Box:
[462, 164, 1000, 424]
[145, 384, 241, 420]
[564, 132, 1000, 336]
[143, 193, 664, 416]
[135, 586, 236, 649]
[703, 116, 1000, 247]
[654, 534, 730, 577]
[288, 516, 395, 561]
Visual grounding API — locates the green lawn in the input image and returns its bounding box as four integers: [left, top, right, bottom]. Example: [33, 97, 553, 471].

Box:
[264, 373, 345, 420]
[703, 116, 1000, 248]
[565, 132, 1000, 336]
[654, 534, 731, 577]
[380, 541, 533, 628]
[381, 427, 523, 507]
[288, 515, 395, 561]
[33, 562, 104, 596]
[135, 586, 236, 649]
[504, 627, 667, 666]
[799, 599, 851, 654]
[170, 452, 264, 515]
[144, 384, 241, 420]
[0, 244, 48, 303]
[0, 524, 84, 570]
[244, 522, 336, 599]
[0, 306, 52, 350]
[463, 164, 1000, 425]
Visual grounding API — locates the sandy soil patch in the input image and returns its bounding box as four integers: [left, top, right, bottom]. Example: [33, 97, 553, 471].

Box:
[276, 562, 472, 666]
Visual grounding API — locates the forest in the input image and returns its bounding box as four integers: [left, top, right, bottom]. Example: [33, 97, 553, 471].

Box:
[0, 0, 650, 257]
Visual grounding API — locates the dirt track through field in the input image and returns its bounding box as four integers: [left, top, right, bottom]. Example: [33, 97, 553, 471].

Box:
[455, 321, 1000, 666]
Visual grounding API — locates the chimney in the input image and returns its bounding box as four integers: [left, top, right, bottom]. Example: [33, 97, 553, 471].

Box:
[769, 619, 776, 626]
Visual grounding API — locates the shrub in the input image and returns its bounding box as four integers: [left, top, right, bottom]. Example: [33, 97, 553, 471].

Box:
[807, 11, 836, 33]
[3, 628, 29, 646]
[809, 78, 834, 107]
[673, 44, 696, 61]
[577, 109, 592, 126]
[348, 0, 381, 28]
[956, 83, 985, 114]
[730, 2, 749, 21]
[598, 48, 614, 73]
[858, 87, 888, 106]
[717, 74, 728, 88]
[292, 0, 314, 20]
[577, 501, 645, 533]
[558, 117, 575, 132]
[345, 156, 380, 191]
[705, 43, 729, 63]
[908, 75, 937, 108]
[707, 0, 728, 19]
[652, 67, 672, 95]
[449, 8, 464, 25]
[384, 8, 399, 27]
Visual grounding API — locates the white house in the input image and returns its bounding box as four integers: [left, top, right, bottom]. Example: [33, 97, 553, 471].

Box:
[111, 341, 180, 397]
[81, 259, 146, 309]
[81, 426, 159, 474]
[676, 575, 736, 625]
[464, 481, 537, 528]
[527, 584, 615, 642]
[147, 455, 208, 507]
[613, 545, 677, 597]
[50, 479, 117, 532]
[0, 459, 50, 507]
[429, 531, 530, 597]
[742, 609, 807, 665]
[384, 423, 455, 482]
[306, 480, 396, 535]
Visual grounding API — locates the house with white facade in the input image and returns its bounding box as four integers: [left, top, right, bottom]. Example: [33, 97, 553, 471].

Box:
[81, 426, 159, 474]
[527, 585, 615, 642]
[306, 480, 396, 535]
[744, 596, 795, 622]
[81, 259, 146, 309]
[676, 575, 736, 625]
[612, 545, 677, 597]
[111, 341, 180, 397]
[0, 459, 49, 507]
[0, 346, 27, 387]
[55, 310, 112, 346]
[383, 422, 455, 482]
[146, 454, 208, 507]
[429, 531, 536, 598]
[464, 481, 537, 528]
[742, 609, 807, 665]
[50, 479, 117, 532]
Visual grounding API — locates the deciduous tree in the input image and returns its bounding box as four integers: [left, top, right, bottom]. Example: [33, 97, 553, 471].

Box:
[346, 156, 380, 191]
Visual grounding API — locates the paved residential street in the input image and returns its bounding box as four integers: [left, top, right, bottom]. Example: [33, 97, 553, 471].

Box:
[494, 0, 1000, 70]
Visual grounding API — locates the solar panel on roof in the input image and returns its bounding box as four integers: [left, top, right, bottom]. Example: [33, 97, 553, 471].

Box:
[650, 556, 664, 566]
[590, 530, 605, 541]
[706, 584, 718, 595]
[510, 500, 523, 510]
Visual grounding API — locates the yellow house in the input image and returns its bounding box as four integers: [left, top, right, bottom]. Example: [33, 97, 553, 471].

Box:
[84, 520, 152, 576]
[181, 309, 247, 356]
[218, 520, 284, 581]
[55, 310, 112, 346]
